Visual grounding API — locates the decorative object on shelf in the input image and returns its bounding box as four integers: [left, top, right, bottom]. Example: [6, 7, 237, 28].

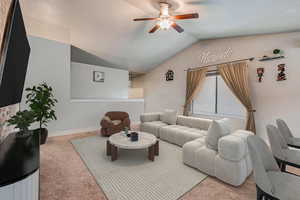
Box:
[273, 49, 282, 55]
[7, 110, 35, 138]
[25, 82, 58, 144]
[257, 68, 264, 82]
[277, 64, 286, 81]
[93, 71, 105, 82]
[130, 132, 139, 141]
[165, 70, 174, 81]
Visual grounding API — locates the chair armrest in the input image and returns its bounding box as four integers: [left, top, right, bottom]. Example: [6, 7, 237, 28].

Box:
[140, 112, 162, 123]
[100, 119, 113, 128]
[218, 130, 254, 161]
[123, 117, 131, 129]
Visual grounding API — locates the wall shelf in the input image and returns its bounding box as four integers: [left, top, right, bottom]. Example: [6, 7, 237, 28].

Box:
[259, 56, 285, 62]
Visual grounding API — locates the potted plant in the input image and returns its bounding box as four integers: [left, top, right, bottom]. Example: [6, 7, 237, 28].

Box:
[7, 110, 35, 138]
[25, 82, 58, 144]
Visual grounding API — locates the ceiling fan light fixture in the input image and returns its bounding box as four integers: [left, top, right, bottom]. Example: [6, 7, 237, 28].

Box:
[160, 2, 170, 16]
[158, 18, 173, 30]
[133, 2, 199, 34]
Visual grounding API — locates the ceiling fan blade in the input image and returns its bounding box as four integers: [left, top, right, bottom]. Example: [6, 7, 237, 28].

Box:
[172, 13, 199, 20]
[149, 24, 160, 33]
[171, 23, 184, 33]
[133, 17, 158, 21]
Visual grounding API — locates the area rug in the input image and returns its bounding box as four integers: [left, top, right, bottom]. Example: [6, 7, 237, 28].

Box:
[71, 135, 207, 200]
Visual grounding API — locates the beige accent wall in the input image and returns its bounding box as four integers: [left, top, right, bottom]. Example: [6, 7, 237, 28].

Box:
[134, 31, 300, 140]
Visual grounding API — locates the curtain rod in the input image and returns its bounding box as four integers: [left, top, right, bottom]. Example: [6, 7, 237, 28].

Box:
[185, 57, 255, 72]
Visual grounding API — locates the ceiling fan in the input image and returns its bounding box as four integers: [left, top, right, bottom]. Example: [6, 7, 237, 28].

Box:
[133, 2, 199, 34]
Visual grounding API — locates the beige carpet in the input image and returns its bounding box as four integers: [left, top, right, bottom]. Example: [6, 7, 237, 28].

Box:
[71, 135, 208, 200]
[40, 131, 259, 200]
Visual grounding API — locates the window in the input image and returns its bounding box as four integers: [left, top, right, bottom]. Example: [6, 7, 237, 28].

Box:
[192, 73, 246, 118]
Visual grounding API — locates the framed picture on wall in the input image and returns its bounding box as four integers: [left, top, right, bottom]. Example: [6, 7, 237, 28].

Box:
[93, 71, 104, 82]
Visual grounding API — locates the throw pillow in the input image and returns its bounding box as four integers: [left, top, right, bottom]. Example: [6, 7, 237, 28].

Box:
[216, 118, 232, 133]
[161, 109, 177, 125]
[205, 120, 231, 151]
[103, 116, 112, 122]
[112, 120, 122, 126]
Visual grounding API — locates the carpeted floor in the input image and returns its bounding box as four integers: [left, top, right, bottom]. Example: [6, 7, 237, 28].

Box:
[71, 135, 207, 200]
[40, 131, 280, 200]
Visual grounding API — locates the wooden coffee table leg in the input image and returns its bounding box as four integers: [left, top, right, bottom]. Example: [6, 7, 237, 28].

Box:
[106, 141, 111, 156]
[154, 141, 159, 156]
[111, 145, 118, 161]
[148, 145, 155, 161]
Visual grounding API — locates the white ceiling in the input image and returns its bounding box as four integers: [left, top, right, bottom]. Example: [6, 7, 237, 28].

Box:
[20, 0, 300, 72]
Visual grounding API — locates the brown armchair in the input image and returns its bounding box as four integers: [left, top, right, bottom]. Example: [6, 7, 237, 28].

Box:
[100, 111, 130, 137]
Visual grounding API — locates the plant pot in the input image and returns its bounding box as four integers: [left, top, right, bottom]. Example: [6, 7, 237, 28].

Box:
[16, 130, 33, 139]
[34, 128, 48, 145]
[15, 130, 36, 153]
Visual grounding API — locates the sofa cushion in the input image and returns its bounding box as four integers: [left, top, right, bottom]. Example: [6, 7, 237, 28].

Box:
[194, 146, 217, 175]
[218, 134, 248, 161]
[218, 130, 253, 162]
[205, 120, 230, 151]
[140, 112, 162, 123]
[177, 115, 212, 130]
[160, 125, 206, 147]
[140, 121, 168, 137]
[161, 109, 177, 125]
[215, 155, 249, 186]
[183, 138, 206, 167]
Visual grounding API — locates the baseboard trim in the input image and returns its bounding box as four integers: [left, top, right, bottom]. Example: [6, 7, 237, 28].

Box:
[49, 127, 99, 137]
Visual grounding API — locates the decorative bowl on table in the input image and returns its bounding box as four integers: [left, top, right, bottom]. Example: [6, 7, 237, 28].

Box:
[130, 132, 139, 142]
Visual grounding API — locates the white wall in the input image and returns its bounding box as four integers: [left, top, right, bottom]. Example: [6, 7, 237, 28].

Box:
[134, 31, 300, 140]
[71, 62, 129, 99]
[22, 36, 144, 136]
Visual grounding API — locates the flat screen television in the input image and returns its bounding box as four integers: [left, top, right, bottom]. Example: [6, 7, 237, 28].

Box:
[0, 0, 31, 108]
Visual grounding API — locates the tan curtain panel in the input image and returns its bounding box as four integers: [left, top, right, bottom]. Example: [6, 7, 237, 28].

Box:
[183, 68, 208, 116]
[218, 62, 256, 133]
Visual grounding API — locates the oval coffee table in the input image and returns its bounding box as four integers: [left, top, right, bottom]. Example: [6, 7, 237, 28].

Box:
[106, 132, 159, 161]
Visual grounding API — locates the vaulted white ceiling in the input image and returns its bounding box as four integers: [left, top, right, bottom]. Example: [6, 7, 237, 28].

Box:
[20, 0, 300, 72]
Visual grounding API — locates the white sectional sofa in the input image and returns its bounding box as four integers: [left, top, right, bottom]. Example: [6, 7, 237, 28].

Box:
[141, 113, 211, 146]
[140, 112, 253, 186]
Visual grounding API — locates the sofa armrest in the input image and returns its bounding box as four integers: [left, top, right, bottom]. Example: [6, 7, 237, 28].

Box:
[140, 112, 162, 123]
[218, 130, 254, 161]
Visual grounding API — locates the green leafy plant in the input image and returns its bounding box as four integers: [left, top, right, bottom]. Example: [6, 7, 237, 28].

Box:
[7, 110, 35, 134]
[25, 82, 58, 129]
